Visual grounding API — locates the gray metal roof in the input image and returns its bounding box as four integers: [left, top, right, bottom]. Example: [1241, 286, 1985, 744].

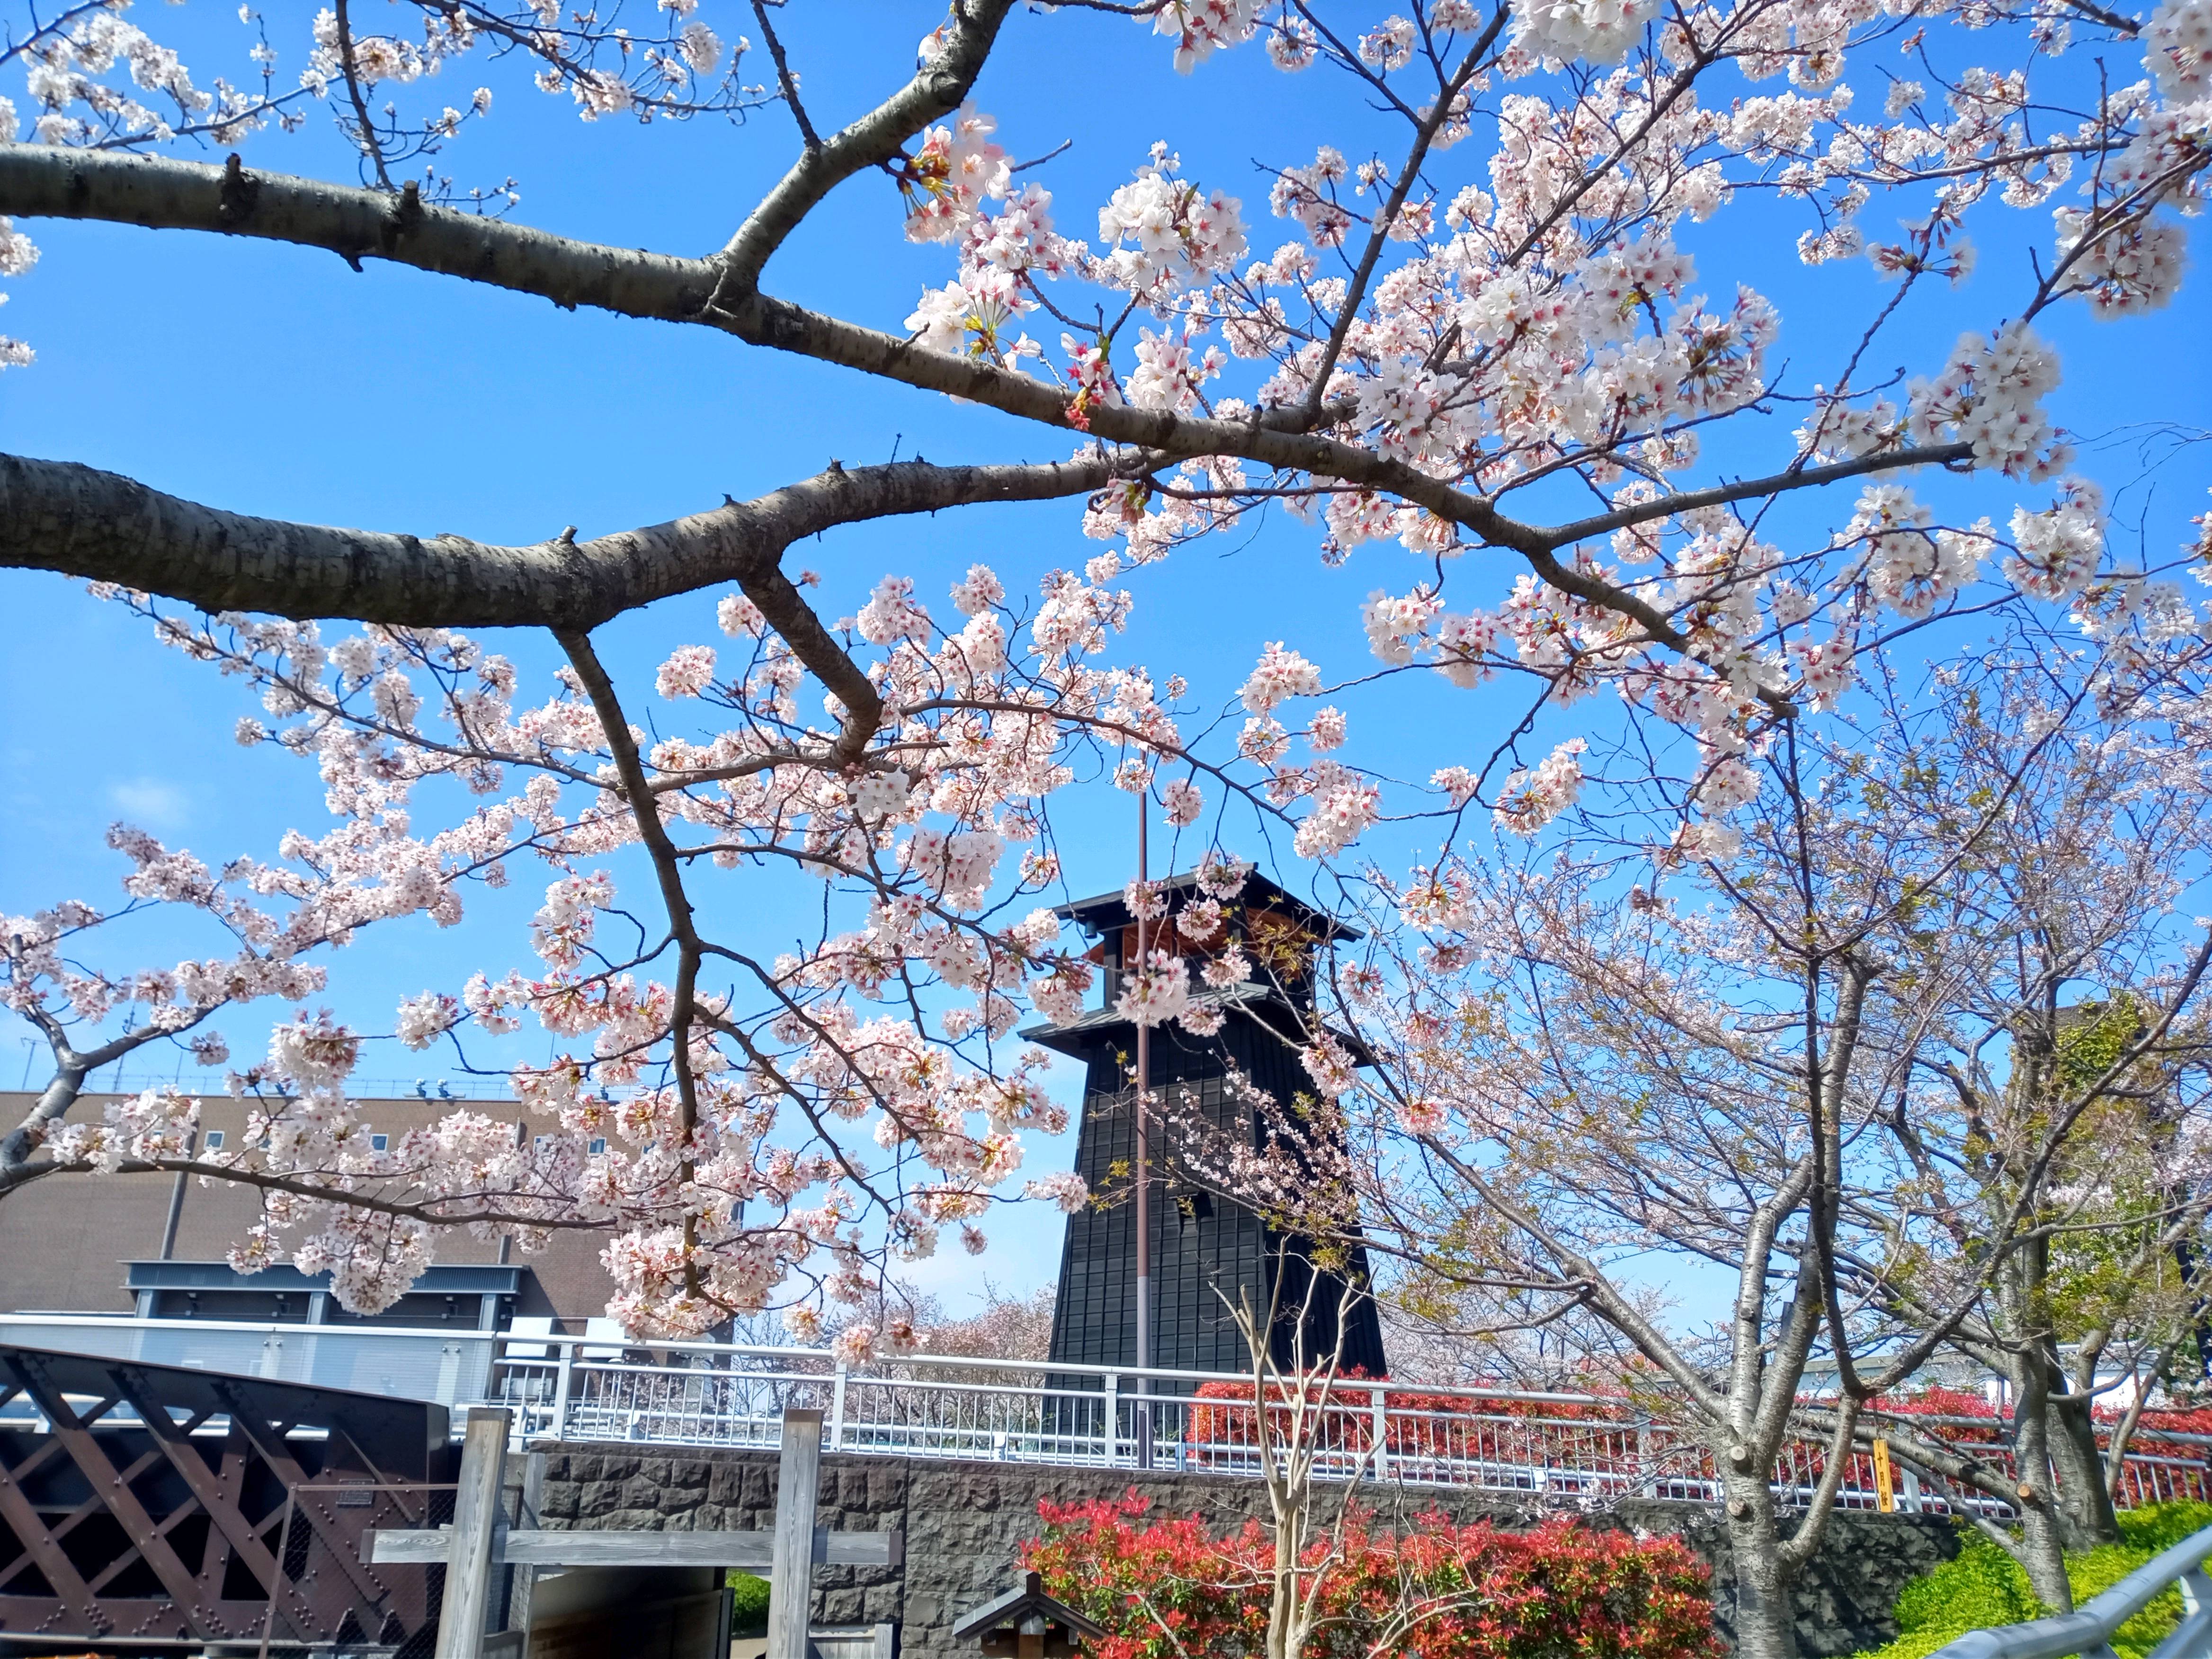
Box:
[950, 1571, 1106, 1643]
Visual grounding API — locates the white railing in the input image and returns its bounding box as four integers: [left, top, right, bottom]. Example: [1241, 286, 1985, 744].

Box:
[7, 1314, 2206, 1519]
[1930, 1519, 2212, 1659]
[477, 1331, 2212, 1516]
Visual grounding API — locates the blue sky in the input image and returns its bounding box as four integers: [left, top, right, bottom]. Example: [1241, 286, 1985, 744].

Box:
[3, 1, 2208, 1314]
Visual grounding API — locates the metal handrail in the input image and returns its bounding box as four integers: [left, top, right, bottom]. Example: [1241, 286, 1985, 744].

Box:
[4, 1313, 2206, 1521]
[1930, 1522, 2212, 1659]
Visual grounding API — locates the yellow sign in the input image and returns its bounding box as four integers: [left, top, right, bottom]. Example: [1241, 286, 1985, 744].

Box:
[1872, 1436, 1895, 1513]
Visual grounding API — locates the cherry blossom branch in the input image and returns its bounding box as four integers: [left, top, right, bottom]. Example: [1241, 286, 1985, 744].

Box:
[0, 1012, 204, 1191]
[332, 0, 397, 193]
[1498, 39, 1717, 267]
[713, 0, 1016, 292]
[1301, 24, 1506, 415]
[0, 147, 2010, 678]
[554, 625, 717, 1298]
[9, 1153, 623, 1224]
[1535, 441, 1977, 544]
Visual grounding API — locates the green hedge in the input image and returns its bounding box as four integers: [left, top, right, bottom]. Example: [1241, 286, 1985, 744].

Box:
[1857, 1503, 2212, 1659]
[727, 1570, 772, 1637]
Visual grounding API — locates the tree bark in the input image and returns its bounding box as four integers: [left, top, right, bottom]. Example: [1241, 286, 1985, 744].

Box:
[1723, 1474, 1801, 1659]
[2006, 1348, 2077, 1613]
[2047, 1382, 2121, 1546]
[0, 449, 1119, 628]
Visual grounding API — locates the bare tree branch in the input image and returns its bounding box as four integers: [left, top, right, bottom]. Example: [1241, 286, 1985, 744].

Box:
[0, 448, 1121, 632]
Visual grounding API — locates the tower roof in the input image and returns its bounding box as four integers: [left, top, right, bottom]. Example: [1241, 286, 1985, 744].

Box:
[1018, 979, 1378, 1065]
[1053, 868, 1363, 942]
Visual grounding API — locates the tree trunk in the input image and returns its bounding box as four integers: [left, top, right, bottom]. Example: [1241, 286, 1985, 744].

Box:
[2007, 1357, 2076, 1614]
[1267, 1520, 1302, 1659]
[2047, 1386, 2120, 1547]
[1723, 1473, 1800, 1659]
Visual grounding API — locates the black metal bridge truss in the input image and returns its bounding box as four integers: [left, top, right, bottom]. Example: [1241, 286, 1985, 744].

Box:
[0, 1343, 453, 1652]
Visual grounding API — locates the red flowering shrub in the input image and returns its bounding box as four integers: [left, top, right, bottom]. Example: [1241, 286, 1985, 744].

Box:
[1856, 1391, 2212, 1507]
[1181, 1374, 1650, 1476]
[2110, 1407, 2212, 1454]
[1023, 1490, 1721, 1659]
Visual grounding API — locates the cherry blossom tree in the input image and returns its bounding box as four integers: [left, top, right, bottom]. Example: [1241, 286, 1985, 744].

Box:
[1, 812, 472, 1199]
[0, 0, 2207, 1375]
[1231, 617, 2212, 1656]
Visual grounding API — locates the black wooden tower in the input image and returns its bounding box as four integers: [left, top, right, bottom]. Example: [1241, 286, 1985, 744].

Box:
[1026, 871, 1389, 1382]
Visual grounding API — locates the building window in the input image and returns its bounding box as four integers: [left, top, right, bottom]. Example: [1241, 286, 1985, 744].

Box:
[370, 1133, 388, 1152]
[588, 1137, 606, 1156]
[204, 1130, 224, 1151]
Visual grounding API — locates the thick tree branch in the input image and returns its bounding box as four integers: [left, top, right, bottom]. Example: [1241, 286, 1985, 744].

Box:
[0, 145, 1987, 660]
[0, 446, 1115, 637]
[0, 1015, 210, 1184]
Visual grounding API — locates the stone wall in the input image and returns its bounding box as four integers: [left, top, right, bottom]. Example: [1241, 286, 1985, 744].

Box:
[536, 1445, 1961, 1659]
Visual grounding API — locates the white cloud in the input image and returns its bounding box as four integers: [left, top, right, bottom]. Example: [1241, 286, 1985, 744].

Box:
[107, 777, 191, 829]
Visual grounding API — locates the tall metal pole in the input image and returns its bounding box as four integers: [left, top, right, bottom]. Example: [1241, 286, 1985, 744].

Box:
[157, 1128, 197, 1261]
[1133, 790, 1153, 1468]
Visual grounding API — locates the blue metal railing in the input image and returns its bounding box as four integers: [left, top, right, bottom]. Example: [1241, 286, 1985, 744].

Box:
[1932, 1523, 2212, 1659]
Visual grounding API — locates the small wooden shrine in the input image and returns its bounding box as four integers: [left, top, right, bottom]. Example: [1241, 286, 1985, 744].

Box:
[951, 1571, 1106, 1658]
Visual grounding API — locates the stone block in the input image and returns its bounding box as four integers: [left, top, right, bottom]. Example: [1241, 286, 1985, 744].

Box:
[576, 1480, 621, 1519]
[538, 1481, 579, 1520]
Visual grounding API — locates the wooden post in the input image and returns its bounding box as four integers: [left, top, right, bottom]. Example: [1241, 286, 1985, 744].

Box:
[435, 1407, 510, 1659]
[768, 1408, 825, 1659]
[503, 1449, 545, 1638]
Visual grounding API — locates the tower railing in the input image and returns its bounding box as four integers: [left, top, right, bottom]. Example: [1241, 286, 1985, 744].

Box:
[6, 1313, 2204, 1518]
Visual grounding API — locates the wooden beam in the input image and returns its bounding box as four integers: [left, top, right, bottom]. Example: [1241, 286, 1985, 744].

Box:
[367, 1526, 902, 1569]
[769, 1409, 825, 1659]
[433, 1407, 509, 1659]
[503, 1449, 544, 1641]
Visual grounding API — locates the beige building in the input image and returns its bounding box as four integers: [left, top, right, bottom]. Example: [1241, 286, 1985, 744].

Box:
[0, 1089, 619, 1328]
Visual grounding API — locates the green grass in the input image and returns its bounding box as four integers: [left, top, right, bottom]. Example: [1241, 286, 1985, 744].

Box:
[1855, 1502, 2212, 1659]
[727, 1570, 772, 1637]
